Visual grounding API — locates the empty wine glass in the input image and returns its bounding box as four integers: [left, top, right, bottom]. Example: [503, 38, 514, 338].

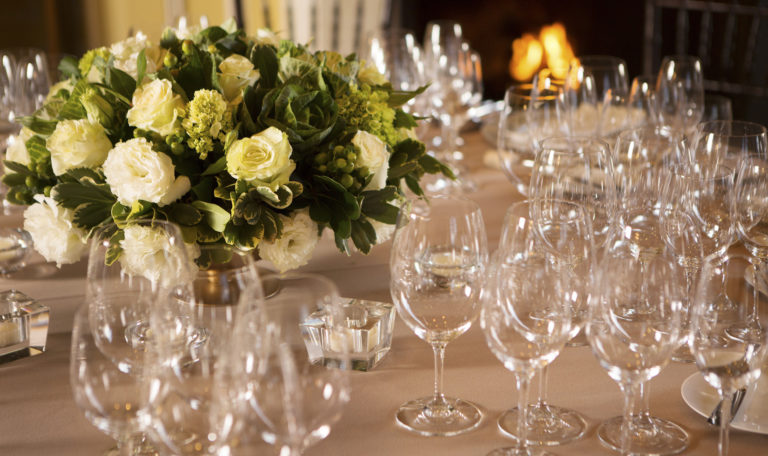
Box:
[589, 241, 686, 455]
[390, 194, 487, 436]
[0, 51, 17, 145]
[497, 83, 562, 196]
[77, 219, 195, 455]
[15, 49, 49, 117]
[494, 201, 592, 446]
[530, 136, 618, 249]
[628, 75, 658, 128]
[143, 244, 261, 455]
[691, 252, 768, 456]
[656, 55, 704, 137]
[691, 120, 767, 172]
[568, 56, 630, 139]
[703, 94, 733, 122]
[562, 60, 599, 138]
[481, 202, 578, 455]
[229, 274, 350, 455]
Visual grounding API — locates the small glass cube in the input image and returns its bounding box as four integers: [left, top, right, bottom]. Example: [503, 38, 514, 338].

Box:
[0, 290, 49, 363]
[302, 297, 395, 371]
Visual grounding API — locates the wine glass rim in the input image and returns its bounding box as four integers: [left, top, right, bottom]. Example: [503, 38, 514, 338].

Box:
[539, 135, 610, 151]
[697, 120, 767, 138]
[660, 54, 703, 65]
[575, 55, 628, 69]
[505, 83, 558, 101]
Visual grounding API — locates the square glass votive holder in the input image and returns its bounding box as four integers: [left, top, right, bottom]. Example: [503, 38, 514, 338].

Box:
[0, 290, 49, 363]
[302, 298, 395, 371]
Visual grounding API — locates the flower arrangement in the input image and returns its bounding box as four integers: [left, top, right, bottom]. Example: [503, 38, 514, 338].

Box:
[4, 20, 449, 273]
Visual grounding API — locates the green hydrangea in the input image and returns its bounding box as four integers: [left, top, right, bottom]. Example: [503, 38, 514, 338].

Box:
[182, 89, 232, 159]
[336, 83, 397, 147]
[78, 48, 110, 77]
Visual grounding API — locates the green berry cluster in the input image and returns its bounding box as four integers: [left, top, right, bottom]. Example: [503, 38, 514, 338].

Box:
[133, 128, 187, 156]
[313, 144, 370, 192]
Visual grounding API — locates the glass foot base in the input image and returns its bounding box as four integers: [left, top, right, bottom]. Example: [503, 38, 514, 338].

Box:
[597, 415, 689, 455]
[395, 396, 483, 436]
[486, 447, 557, 456]
[498, 404, 587, 446]
[671, 345, 695, 364]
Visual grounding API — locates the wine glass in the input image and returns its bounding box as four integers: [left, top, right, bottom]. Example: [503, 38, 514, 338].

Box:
[703, 94, 733, 122]
[691, 252, 768, 456]
[628, 75, 658, 128]
[588, 240, 686, 455]
[15, 49, 49, 117]
[76, 219, 194, 455]
[390, 194, 487, 436]
[530, 136, 618, 249]
[562, 60, 599, 138]
[655, 55, 704, 137]
[494, 201, 591, 447]
[568, 56, 630, 139]
[481, 202, 578, 455]
[497, 83, 562, 196]
[228, 273, 350, 455]
[691, 120, 767, 172]
[0, 51, 18, 146]
[143, 244, 261, 455]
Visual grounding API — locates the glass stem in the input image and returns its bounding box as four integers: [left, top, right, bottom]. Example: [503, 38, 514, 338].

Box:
[116, 435, 136, 456]
[537, 364, 549, 407]
[718, 391, 731, 456]
[640, 381, 650, 419]
[515, 371, 533, 451]
[620, 381, 639, 456]
[431, 342, 448, 408]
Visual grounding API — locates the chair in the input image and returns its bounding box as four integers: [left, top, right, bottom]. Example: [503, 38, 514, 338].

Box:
[643, 0, 768, 121]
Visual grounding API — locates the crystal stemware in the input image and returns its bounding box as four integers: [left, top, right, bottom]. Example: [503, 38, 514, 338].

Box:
[229, 273, 351, 455]
[589, 241, 686, 455]
[481, 201, 578, 455]
[691, 252, 768, 456]
[627, 75, 658, 129]
[655, 55, 704, 138]
[390, 194, 487, 436]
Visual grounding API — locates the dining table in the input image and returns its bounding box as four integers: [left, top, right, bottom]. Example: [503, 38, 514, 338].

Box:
[0, 129, 766, 456]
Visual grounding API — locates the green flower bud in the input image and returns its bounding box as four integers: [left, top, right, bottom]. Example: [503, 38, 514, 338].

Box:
[340, 174, 354, 188]
[346, 152, 357, 163]
[43, 186, 52, 197]
[160, 27, 179, 48]
[356, 167, 369, 178]
[163, 52, 178, 68]
[182, 40, 195, 55]
[343, 163, 354, 173]
[317, 165, 327, 173]
[333, 145, 344, 155]
[327, 161, 337, 172]
[314, 152, 328, 165]
[24, 175, 38, 188]
[351, 180, 362, 192]
[335, 158, 347, 169]
[35, 163, 47, 174]
[171, 142, 185, 155]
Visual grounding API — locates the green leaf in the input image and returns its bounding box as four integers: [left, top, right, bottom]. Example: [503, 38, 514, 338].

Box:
[256, 186, 280, 203]
[17, 117, 57, 136]
[136, 49, 147, 85]
[191, 200, 231, 232]
[350, 219, 374, 254]
[2, 161, 32, 176]
[58, 56, 80, 78]
[309, 200, 332, 224]
[419, 153, 455, 178]
[58, 79, 88, 120]
[393, 109, 418, 129]
[331, 215, 351, 239]
[191, 176, 215, 201]
[106, 66, 136, 99]
[251, 45, 278, 88]
[195, 223, 223, 243]
[315, 175, 360, 219]
[65, 167, 103, 183]
[168, 203, 202, 226]
[388, 85, 428, 108]
[200, 26, 228, 43]
[334, 235, 350, 255]
[361, 186, 400, 225]
[127, 200, 153, 220]
[105, 230, 125, 266]
[202, 156, 227, 176]
[25, 135, 50, 162]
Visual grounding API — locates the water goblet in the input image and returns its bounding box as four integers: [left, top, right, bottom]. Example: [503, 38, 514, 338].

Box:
[691, 252, 768, 456]
[628, 75, 658, 129]
[655, 55, 704, 138]
[481, 204, 577, 455]
[390, 194, 487, 436]
[691, 120, 767, 171]
[589, 241, 686, 455]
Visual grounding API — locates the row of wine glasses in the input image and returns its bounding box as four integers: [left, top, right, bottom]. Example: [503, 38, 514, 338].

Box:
[0, 48, 50, 146]
[71, 220, 352, 455]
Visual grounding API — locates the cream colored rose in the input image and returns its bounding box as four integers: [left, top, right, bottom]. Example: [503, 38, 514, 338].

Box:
[103, 138, 191, 206]
[218, 54, 259, 103]
[357, 61, 389, 86]
[258, 209, 318, 272]
[110, 31, 157, 80]
[23, 195, 87, 267]
[119, 224, 198, 288]
[46, 119, 112, 176]
[226, 127, 295, 189]
[352, 130, 389, 190]
[5, 128, 34, 167]
[127, 78, 185, 136]
[253, 28, 280, 47]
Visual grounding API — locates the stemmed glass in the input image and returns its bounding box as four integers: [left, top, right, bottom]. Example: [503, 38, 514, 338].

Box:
[588, 241, 686, 455]
[530, 136, 618, 249]
[562, 61, 598, 137]
[228, 274, 350, 455]
[497, 83, 562, 196]
[567, 56, 630, 139]
[692, 120, 767, 170]
[481, 201, 578, 455]
[494, 201, 592, 447]
[703, 95, 733, 122]
[142, 244, 261, 455]
[655, 55, 704, 137]
[390, 194, 487, 436]
[627, 75, 658, 128]
[73, 219, 194, 455]
[691, 252, 768, 456]
[15, 49, 49, 117]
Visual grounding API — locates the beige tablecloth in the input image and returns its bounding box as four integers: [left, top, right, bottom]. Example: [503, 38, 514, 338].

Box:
[0, 132, 766, 455]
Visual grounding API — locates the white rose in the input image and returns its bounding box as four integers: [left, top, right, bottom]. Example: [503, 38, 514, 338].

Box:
[218, 54, 259, 103]
[258, 209, 318, 272]
[369, 218, 396, 244]
[226, 127, 295, 189]
[23, 195, 87, 267]
[127, 79, 184, 137]
[47, 119, 112, 176]
[5, 128, 34, 167]
[357, 61, 389, 86]
[119, 225, 198, 288]
[253, 28, 280, 47]
[352, 130, 389, 190]
[103, 138, 191, 206]
[110, 31, 157, 80]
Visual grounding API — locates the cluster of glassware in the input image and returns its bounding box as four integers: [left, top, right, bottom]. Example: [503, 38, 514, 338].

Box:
[388, 51, 768, 453]
[70, 220, 353, 456]
[360, 20, 484, 193]
[0, 48, 50, 147]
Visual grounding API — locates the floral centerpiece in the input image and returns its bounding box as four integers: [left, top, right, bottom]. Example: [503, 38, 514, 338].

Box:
[4, 20, 449, 273]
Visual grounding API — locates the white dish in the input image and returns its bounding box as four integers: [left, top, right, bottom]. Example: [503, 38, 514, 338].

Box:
[681, 371, 768, 435]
